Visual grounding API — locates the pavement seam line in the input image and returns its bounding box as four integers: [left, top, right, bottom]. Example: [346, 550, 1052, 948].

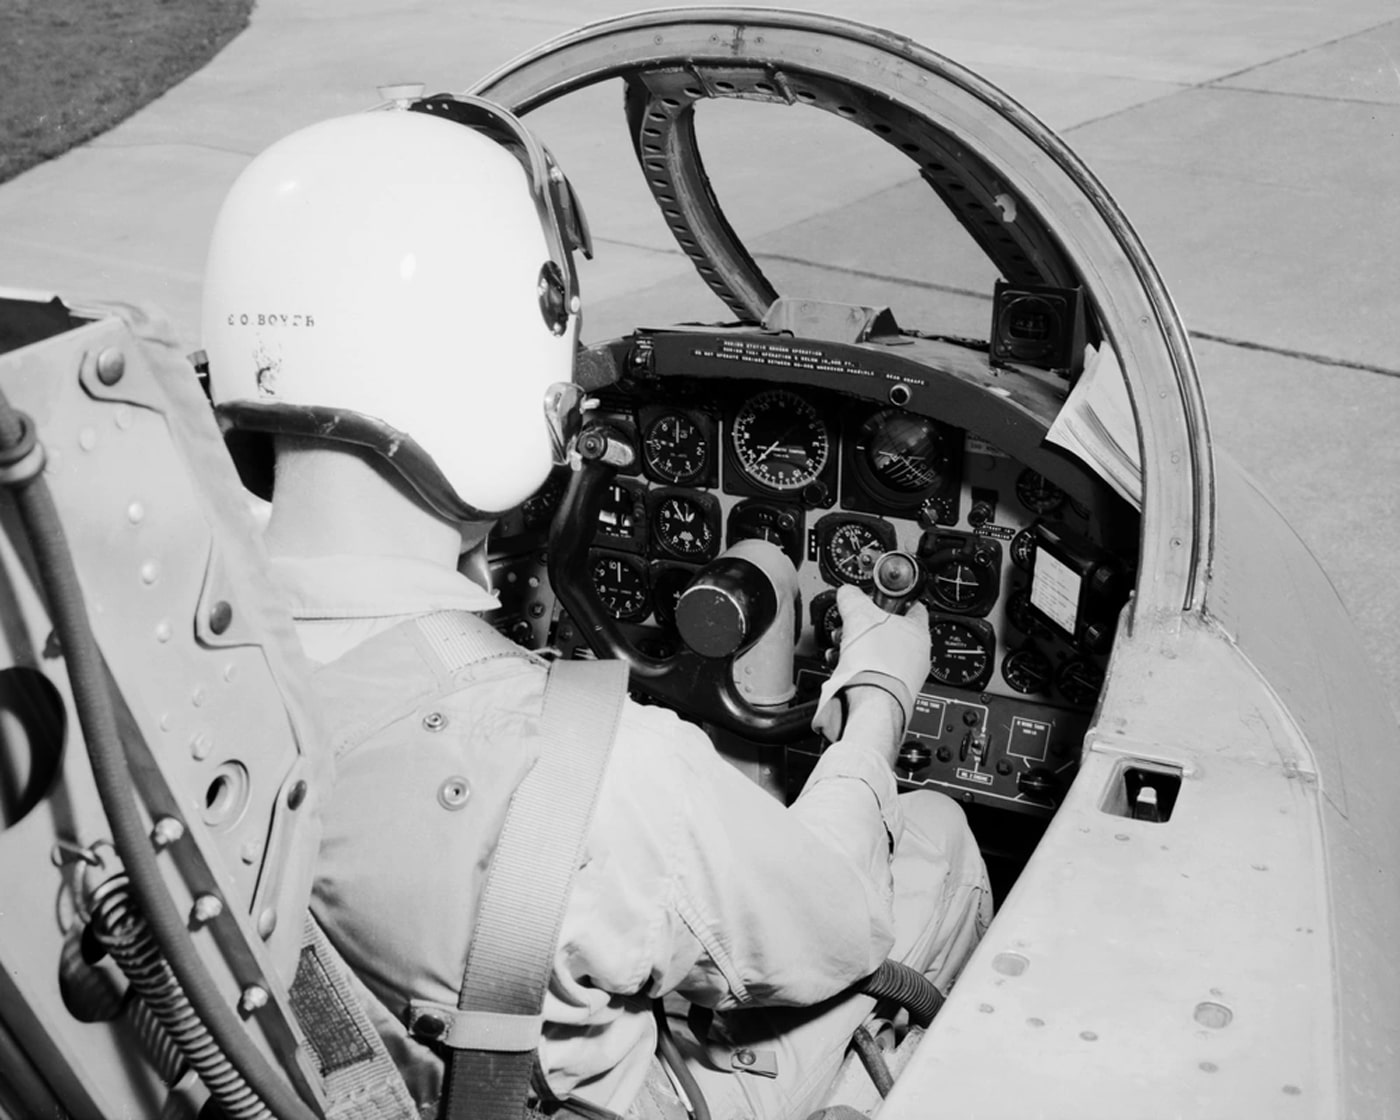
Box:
[750, 253, 1400, 381]
[752, 251, 991, 303]
[1182, 83, 1400, 110]
[1204, 14, 1400, 87]
[1188, 331, 1400, 381]
[1064, 14, 1400, 135]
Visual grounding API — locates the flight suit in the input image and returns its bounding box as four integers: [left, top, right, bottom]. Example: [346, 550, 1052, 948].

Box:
[272, 554, 991, 1119]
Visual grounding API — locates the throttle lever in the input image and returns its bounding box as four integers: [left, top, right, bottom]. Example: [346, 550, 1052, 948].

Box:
[870, 550, 925, 614]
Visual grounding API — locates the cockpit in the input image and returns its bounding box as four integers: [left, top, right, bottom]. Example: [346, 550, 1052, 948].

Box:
[462, 12, 1160, 904]
[482, 306, 1140, 899]
[6, 8, 1393, 1120]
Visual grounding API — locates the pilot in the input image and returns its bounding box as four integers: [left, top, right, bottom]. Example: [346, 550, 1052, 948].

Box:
[200, 96, 991, 1120]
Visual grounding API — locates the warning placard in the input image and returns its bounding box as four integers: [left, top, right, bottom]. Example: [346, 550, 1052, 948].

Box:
[1030, 549, 1081, 635]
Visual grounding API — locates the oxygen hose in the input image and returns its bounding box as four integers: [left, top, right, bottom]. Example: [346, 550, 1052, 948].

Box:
[0, 391, 318, 1120]
[858, 959, 944, 1028]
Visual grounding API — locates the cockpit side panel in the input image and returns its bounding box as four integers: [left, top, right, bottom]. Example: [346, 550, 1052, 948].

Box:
[1204, 453, 1400, 1114]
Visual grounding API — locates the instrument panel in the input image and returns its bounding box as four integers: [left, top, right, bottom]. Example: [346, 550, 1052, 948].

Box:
[486, 332, 1137, 819]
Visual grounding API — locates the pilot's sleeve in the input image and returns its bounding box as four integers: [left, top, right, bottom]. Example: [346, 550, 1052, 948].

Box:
[576, 699, 903, 1012]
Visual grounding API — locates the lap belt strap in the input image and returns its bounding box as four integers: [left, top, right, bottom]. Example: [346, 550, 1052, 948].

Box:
[438, 655, 630, 1120]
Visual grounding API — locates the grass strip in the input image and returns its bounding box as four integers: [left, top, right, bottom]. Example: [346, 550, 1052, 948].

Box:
[0, 0, 254, 183]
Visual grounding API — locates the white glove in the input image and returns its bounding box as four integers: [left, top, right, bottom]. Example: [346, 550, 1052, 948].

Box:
[812, 584, 931, 741]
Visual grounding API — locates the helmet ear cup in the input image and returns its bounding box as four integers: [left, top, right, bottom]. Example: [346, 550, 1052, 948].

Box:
[538, 262, 568, 336]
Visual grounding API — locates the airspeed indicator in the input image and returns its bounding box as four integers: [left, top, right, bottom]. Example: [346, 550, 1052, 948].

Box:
[731, 390, 830, 493]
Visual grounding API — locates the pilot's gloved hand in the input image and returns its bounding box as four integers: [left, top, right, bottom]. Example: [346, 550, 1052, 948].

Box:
[813, 583, 931, 744]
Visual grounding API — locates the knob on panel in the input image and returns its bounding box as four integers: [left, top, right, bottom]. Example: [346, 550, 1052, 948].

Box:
[898, 740, 932, 770]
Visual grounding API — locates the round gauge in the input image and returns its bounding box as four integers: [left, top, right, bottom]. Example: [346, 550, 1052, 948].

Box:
[1015, 468, 1066, 515]
[825, 521, 886, 585]
[1056, 656, 1105, 707]
[1005, 589, 1053, 638]
[650, 564, 696, 631]
[653, 494, 715, 560]
[1002, 647, 1054, 695]
[731, 390, 830, 492]
[810, 589, 842, 652]
[929, 559, 985, 611]
[860, 410, 948, 493]
[726, 500, 804, 568]
[590, 553, 650, 622]
[1010, 527, 1038, 572]
[928, 618, 992, 689]
[643, 411, 708, 485]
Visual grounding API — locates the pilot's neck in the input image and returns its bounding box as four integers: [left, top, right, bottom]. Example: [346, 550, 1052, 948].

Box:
[262, 438, 466, 569]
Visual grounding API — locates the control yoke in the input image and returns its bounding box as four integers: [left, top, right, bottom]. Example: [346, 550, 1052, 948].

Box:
[549, 425, 817, 744]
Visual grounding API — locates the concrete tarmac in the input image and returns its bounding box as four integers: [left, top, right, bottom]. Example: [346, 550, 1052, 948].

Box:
[3, 1, 1398, 711]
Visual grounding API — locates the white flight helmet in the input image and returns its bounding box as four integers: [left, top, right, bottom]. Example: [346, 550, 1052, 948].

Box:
[201, 94, 591, 519]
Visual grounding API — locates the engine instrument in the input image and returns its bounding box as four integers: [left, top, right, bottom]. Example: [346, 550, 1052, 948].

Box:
[1005, 589, 1054, 639]
[1002, 646, 1054, 695]
[928, 617, 996, 690]
[1015, 468, 1066, 515]
[1055, 656, 1105, 708]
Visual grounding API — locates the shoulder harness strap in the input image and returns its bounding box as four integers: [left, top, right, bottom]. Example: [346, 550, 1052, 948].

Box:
[414, 608, 531, 672]
[298, 608, 539, 1119]
[433, 648, 630, 1120]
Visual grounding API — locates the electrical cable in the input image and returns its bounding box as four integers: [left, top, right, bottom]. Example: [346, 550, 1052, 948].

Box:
[652, 1002, 712, 1120]
[849, 1026, 894, 1098]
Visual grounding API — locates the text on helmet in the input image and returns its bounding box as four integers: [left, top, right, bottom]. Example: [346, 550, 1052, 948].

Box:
[227, 313, 317, 328]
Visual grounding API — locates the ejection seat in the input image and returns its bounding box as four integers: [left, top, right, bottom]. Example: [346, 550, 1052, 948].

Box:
[0, 294, 423, 1120]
